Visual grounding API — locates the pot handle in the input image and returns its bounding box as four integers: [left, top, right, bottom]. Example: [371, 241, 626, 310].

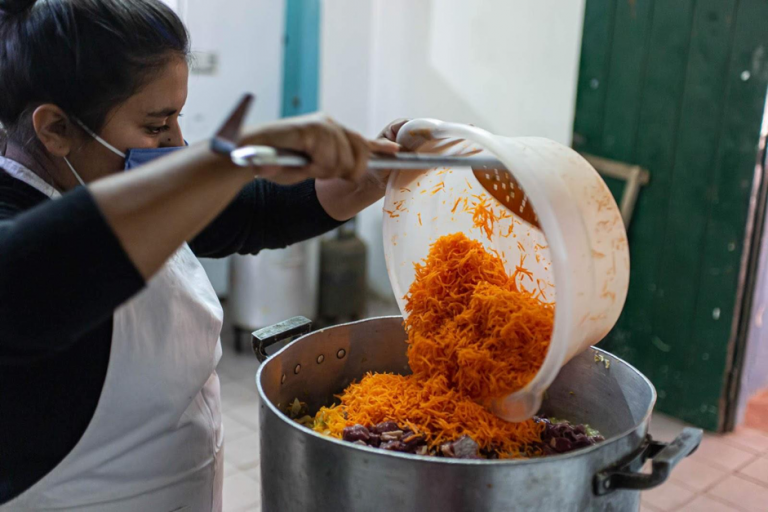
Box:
[593, 427, 703, 496]
[252, 316, 312, 362]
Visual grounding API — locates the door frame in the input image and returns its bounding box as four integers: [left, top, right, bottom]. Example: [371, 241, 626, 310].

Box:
[724, 94, 768, 431]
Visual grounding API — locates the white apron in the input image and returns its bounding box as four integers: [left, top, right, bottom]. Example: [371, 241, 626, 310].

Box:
[0, 157, 225, 512]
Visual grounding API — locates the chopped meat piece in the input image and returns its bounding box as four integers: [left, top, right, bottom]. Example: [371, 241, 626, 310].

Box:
[373, 421, 400, 434]
[451, 436, 481, 459]
[440, 435, 480, 459]
[380, 430, 404, 442]
[342, 424, 371, 443]
[380, 440, 407, 451]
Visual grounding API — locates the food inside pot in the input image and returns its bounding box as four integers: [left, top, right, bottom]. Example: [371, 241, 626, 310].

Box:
[287, 398, 603, 459]
[283, 233, 603, 459]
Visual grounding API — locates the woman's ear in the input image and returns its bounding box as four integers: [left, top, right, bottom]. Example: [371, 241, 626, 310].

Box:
[31, 104, 77, 157]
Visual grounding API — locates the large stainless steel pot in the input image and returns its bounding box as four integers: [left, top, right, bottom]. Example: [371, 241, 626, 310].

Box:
[253, 317, 702, 512]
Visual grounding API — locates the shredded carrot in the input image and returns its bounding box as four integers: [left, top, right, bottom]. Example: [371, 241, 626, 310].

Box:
[470, 196, 497, 241]
[431, 182, 446, 195]
[314, 233, 554, 457]
[315, 373, 544, 455]
[418, 213, 422, 226]
[405, 233, 553, 400]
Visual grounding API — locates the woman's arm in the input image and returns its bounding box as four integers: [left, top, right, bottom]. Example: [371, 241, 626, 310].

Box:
[0, 115, 390, 353]
[189, 119, 408, 258]
[92, 115, 396, 279]
[316, 119, 407, 221]
[89, 142, 251, 278]
[0, 184, 144, 354]
[190, 178, 342, 258]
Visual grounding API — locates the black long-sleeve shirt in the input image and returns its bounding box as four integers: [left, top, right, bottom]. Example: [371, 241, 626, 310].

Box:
[0, 166, 342, 503]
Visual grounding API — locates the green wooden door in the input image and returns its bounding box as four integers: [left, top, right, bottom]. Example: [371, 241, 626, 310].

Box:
[573, 0, 768, 431]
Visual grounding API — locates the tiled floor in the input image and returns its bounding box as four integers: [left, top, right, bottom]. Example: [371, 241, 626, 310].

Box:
[746, 389, 768, 433]
[215, 300, 768, 512]
[642, 415, 768, 512]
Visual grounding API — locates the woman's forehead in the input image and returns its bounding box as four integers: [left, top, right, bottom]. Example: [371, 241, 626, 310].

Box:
[123, 59, 189, 117]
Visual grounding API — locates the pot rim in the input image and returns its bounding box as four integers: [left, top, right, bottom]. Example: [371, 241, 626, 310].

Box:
[255, 315, 658, 466]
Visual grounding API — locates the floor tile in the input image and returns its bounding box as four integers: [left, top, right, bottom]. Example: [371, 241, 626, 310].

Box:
[721, 427, 768, 455]
[738, 455, 768, 486]
[640, 503, 661, 512]
[227, 402, 261, 431]
[649, 413, 691, 443]
[218, 357, 258, 382]
[692, 435, 758, 471]
[678, 495, 743, 512]
[221, 381, 259, 407]
[745, 389, 768, 434]
[642, 480, 695, 511]
[245, 465, 261, 483]
[225, 432, 261, 470]
[669, 456, 729, 492]
[222, 472, 260, 512]
[708, 475, 768, 512]
[223, 414, 253, 443]
[218, 370, 234, 384]
[223, 460, 239, 479]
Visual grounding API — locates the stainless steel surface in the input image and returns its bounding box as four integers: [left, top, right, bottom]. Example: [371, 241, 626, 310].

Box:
[230, 145, 509, 171]
[251, 316, 312, 362]
[255, 316, 698, 512]
[232, 146, 541, 223]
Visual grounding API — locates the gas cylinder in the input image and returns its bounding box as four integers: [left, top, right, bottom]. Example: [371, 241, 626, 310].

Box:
[317, 218, 367, 327]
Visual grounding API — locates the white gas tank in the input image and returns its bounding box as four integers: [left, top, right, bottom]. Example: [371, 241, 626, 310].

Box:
[228, 239, 319, 330]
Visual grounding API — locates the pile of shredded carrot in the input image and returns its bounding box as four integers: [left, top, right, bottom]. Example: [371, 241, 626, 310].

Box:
[313, 373, 544, 456]
[312, 232, 554, 456]
[405, 233, 553, 399]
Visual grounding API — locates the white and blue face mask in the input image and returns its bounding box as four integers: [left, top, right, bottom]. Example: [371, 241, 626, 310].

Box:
[63, 118, 187, 185]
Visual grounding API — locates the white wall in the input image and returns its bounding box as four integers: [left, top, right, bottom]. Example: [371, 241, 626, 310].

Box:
[319, 0, 375, 134]
[181, 0, 284, 141]
[178, 0, 286, 296]
[321, 0, 587, 299]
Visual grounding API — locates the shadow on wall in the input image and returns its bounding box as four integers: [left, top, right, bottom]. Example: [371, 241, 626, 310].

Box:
[360, 0, 499, 300]
[331, 0, 586, 300]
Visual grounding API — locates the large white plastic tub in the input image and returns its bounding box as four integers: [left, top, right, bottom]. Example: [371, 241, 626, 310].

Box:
[383, 119, 629, 421]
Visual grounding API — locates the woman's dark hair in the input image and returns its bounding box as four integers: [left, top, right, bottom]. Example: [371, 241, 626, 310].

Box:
[0, 0, 190, 146]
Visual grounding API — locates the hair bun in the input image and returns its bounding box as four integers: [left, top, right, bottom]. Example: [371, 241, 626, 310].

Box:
[0, 0, 37, 16]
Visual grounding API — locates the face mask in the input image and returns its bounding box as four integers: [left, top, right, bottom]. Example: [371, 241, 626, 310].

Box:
[63, 118, 188, 185]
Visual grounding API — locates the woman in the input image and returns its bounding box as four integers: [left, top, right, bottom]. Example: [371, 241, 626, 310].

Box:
[0, 0, 404, 509]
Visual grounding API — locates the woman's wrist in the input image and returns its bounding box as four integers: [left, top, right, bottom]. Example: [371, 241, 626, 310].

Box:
[194, 139, 254, 185]
[316, 173, 386, 221]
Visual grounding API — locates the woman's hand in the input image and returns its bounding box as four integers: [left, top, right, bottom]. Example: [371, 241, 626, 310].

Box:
[240, 114, 399, 186]
[362, 118, 409, 191]
[313, 118, 409, 221]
